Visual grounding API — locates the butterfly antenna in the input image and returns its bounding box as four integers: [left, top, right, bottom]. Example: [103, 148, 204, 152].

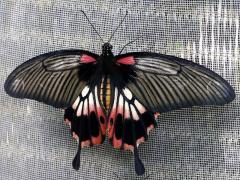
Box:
[118, 32, 154, 55]
[80, 10, 104, 43]
[107, 11, 128, 43]
[118, 34, 144, 55]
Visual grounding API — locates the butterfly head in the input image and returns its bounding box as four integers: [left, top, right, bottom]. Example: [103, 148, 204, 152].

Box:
[102, 43, 113, 56]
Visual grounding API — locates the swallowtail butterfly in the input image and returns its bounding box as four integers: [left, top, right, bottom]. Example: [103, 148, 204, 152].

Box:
[4, 11, 235, 175]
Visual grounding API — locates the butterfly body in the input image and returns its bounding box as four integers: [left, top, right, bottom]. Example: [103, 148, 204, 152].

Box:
[99, 75, 112, 111]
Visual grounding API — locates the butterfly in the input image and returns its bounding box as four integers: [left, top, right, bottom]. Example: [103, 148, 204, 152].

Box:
[4, 11, 235, 176]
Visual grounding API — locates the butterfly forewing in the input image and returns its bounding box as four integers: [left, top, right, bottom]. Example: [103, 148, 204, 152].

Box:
[4, 49, 99, 108]
[115, 52, 235, 113]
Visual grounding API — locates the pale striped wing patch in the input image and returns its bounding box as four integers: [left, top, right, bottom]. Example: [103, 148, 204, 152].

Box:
[135, 56, 180, 75]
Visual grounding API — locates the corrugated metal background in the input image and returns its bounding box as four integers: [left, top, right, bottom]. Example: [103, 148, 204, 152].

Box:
[0, 0, 239, 179]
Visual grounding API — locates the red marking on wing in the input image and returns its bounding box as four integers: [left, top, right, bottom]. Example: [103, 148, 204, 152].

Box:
[117, 56, 135, 65]
[80, 54, 96, 63]
[123, 144, 134, 151]
[81, 140, 90, 147]
[154, 112, 160, 119]
[108, 103, 123, 139]
[108, 116, 115, 139]
[108, 94, 117, 139]
[91, 135, 102, 145]
[113, 135, 122, 149]
[96, 108, 107, 135]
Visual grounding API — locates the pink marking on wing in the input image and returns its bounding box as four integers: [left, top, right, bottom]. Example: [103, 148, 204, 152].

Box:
[109, 96, 124, 138]
[108, 88, 118, 137]
[108, 107, 117, 137]
[154, 112, 160, 119]
[96, 107, 106, 135]
[108, 112, 116, 138]
[113, 135, 122, 149]
[134, 100, 146, 114]
[117, 56, 135, 65]
[80, 54, 96, 63]
[108, 121, 114, 139]
[147, 124, 155, 135]
[72, 132, 79, 141]
[83, 100, 88, 115]
[136, 137, 145, 145]
[81, 140, 90, 148]
[88, 93, 95, 112]
[123, 143, 134, 151]
[91, 135, 102, 145]
[94, 87, 107, 135]
[124, 102, 130, 119]
[64, 119, 71, 128]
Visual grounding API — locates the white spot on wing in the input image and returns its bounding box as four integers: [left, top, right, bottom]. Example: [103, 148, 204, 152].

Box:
[113, 88, 118, 107]
[94, 86, 101, 111]
[112, 88, 118, 109]
[81, 86, 89, 97]
[123, 88, 132, 100]
[89, 93, 95, 112]
[109, 88, 118, 119]
[118, 95, 124, 114]
[72, 96, 80, 110]
[77, 101, 83, 117]
[124, 101, 130, 119]
[130, 104, 139, 120]
[83, 100, 88, 115]
[134, 100, 146, 114]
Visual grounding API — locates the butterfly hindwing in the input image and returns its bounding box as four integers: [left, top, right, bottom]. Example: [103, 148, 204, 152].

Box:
[108, 86, 157, 150]
[4, 49, 99, 108]
[115, 52, 235, 113]
[64, 85, 107, 147]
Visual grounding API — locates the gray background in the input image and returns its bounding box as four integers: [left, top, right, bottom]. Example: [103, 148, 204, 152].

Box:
[0, 0, 239, 179]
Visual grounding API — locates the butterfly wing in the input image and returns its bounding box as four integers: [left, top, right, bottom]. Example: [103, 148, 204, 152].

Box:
[64, 85, 107, 147]
[113, 52, 235, 175]
[108, 52, 235, 150]
[4, 49, 99, 108]
[63, 85, 107, 171]
[5, 49, 107, 170]
[115, 52, 235, 113]
[108, 86, 156, 150]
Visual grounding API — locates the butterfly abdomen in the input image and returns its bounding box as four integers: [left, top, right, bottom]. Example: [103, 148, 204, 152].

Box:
[100, 76, 111, 111]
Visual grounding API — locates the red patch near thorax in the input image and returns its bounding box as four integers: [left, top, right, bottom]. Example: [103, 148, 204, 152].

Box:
[80, 54, 96, 63]
[117, 56, 135, 65]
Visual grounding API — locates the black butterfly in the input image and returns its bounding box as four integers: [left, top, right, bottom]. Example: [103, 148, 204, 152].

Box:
[4, 11, 235, 176]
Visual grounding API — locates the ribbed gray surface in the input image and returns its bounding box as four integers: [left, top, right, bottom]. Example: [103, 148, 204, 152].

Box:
[0, 0, 239, 179]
